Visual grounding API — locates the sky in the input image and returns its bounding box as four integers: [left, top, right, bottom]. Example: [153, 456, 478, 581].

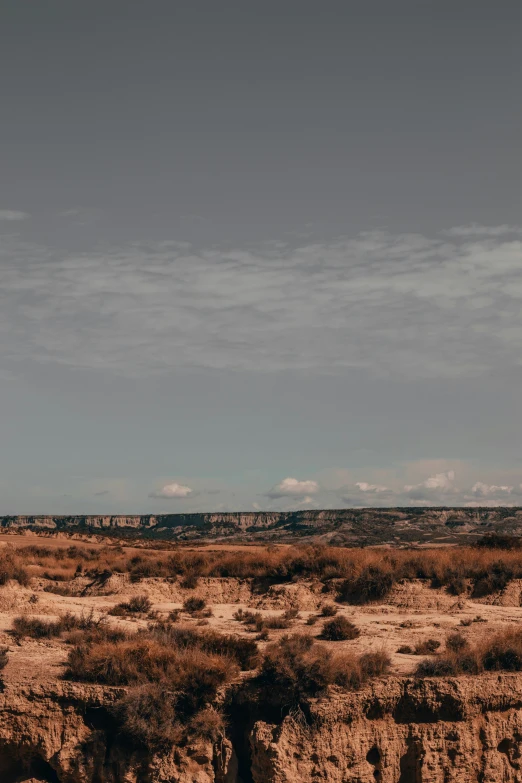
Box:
[0, 1, 521, 514]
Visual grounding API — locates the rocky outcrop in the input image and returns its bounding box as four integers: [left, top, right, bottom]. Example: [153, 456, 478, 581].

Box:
[2, 507, 522, 545]
[4, 675, 522, 781]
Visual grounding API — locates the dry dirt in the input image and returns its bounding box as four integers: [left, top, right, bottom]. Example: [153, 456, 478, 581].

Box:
[2, 534, 522, 782]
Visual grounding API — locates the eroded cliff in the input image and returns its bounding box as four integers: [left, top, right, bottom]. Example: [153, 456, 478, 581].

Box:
[3, 674, 522, 782]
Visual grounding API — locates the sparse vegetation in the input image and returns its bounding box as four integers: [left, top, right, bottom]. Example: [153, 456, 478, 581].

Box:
[12, 611, 99, 639]
[416, 628, 522, 676]
[5, 541, 522, 603]
[109, 595, 152, 616]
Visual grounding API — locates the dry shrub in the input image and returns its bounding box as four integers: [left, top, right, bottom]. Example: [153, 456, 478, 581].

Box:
[109, 595, 152, 616]
[416, 628, 522, 677]
[414, 639, 441, 655]
[397, 645, 413, 654]
[0, 550, 30, 587]
[183, 596, 206, 614]
[255, 633, 390, 709]
[359, 650, 391, 678]
[188, 706, 226, 741]
[446, 632, 468, 653]
[337, 566, 394, 605]
[321, 616, 360, 641]
[113, 685, 226, 751]
[114, 684, 182, 749]
[0, 647, 8, 670]
[149, 625, 259, 670]
[320, 604, 338, 617]
[12, 611, 99, 639]
[180, 572, 199, 589]
[66, 637, 237, 692]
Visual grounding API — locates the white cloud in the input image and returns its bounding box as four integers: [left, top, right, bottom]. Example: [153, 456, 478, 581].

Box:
[0, 209, 29, 221]
[404, 471, 456, 497]
[471, 481, 513, 497]
[355, 482, 389, 492]
[266, 477, 319, 498]
[149, 482, 193, 499]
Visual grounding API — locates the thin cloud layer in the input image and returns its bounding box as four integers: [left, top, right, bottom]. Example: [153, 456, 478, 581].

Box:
[1, 227, 521, 379]
[0, 209, 29, 221]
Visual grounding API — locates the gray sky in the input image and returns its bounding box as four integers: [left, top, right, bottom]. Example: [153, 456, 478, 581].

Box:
[1, 1, 521, 513]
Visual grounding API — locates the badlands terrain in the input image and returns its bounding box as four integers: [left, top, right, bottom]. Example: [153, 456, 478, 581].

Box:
[2, 532, 522, 781]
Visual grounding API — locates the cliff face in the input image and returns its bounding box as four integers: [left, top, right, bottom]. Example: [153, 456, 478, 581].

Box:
[2, 507, 522, 544]
[3, 674, 522, 782]
[249, 674, 522, 783]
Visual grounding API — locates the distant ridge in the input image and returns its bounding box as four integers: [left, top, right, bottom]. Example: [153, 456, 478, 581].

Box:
[1, 507, 522, 545]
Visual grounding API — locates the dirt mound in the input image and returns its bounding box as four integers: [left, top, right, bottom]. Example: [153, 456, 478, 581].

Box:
[474, 579, 522, 607]
[0, 584, 48, 615]
[252, 581, 321, 611]
[385, 579, 466, 612]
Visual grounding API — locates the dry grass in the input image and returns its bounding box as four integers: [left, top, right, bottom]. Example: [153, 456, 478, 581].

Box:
[4, 539, 522, 602]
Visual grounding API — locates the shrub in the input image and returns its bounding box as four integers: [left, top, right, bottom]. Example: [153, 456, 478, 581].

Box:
[149, 626, 259, 670]
[445, 575, 467, 596]
[414, 639, 441, 655]
[127, 595, 152, 613]
[397, 645, 413, 654]
[180, 572, 199, 589]
[359, 650, 391, 678]
[109, 595, 152, 616]
[475, 534, 522, 550]
[0, 647, 8, 670]
[446, 632, 468, 653]
[337, 566, 394, 605]
[481, 629, 522, 672]
[12, 611, 98, 639]
[320, 604, 338, 617]
[113, 685, 226, 751]
[255, 633, 387, 710]
[183, 597, 206, 614]
[305, 615, 318, 625]
[66, 637, 238, 701]
[113, 684, 182, 749]
[321, 616, 360, 641]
